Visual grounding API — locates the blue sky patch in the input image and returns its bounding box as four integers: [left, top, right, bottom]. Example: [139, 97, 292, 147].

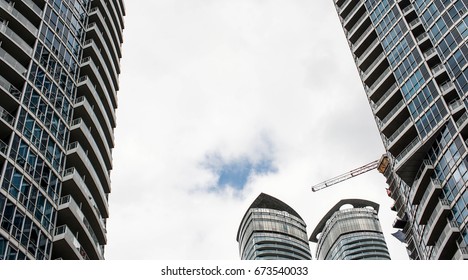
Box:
[203, 154, 277, 190]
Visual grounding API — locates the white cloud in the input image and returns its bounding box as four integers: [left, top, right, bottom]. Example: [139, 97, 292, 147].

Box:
[105, 0, 409, 260]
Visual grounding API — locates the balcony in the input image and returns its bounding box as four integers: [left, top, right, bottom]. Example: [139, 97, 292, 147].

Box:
[0, 47, 27, 85]
[85, 22, 121, 75]
[352, 26, 376, 55]
[88, 7, 122, 60]
[430, 221, 460, 260]
[394, 115, 450, 185]
[52, 225, 90, 260]
[62, 167, 109, 219]
[439, 81, 456, 96]
[409, 160, 434, 204]
[347, 13, 370, 39]
[57, 195, 105, 259]
[65, 142, 110, 214]
[0, 0, 38, 41]
[0, 22, 33, 60]
[343, 1, 364, 26]
[402, 4, 415, 15]
[0, 74, 21, 110]
[456, 111, 468, 136]
[77, 75, 116, 129]
[80, 57, 117, 110]
[69, 118, 112, 188]
[0, 105, 15, 136]
[72, 97, 114, 166]
[370, 83, 399, 113]
[362, 53, 387, 84]
[409, 18, 422, 30]
[83, 38, 119, 87]
[416, 179, 442, 224]
[357, 37, 379, 67]
[93, 0, 123, 44]
[378, 99, 407, 132]
[449, 99, 464, 115]
[424, 199, 451, 245]
[452, 245, 468, 260]
[431, 63, 447, 78]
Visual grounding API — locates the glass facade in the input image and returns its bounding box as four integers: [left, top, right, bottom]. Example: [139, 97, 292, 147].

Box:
[236, 193, 312, 260]
[334, 0, 467, 259]
[0, 0, 125, 260]
[310, 199, 391, 260]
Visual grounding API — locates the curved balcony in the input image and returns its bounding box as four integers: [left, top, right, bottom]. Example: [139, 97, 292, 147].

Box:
[430, 221, 460, 260]
[62, 167, 109, 219]
[69, 118, 112, 190]
[377, 99, 407, 132]
[456, 111, 468, 136]
[115, 0, 126, 29]
[370, 83, 400, 116]
[424, 199, 450, 245]
[80, 57, 117, 110]
[85, 22, 120, 75]
[65, 142, 110, 210]
[0, 22, 33, 61]
[353, 26, 377, 57]
[0, 0, 38, 42]
[93, 0, 123, 45]
[83, 38, 119, 88]
[0, 105, 15, 137]
[343, 0, 365, 27]
[57, 195, 105, 259]
[415, 179, 442, 224]
[0, 47, 27, 86]
[88, 7, 121, 60]
[73, 97, 114, 166]
[409, 160, 434, 204]
[77, 75, 116, 129]
[52, 225, 90, 260]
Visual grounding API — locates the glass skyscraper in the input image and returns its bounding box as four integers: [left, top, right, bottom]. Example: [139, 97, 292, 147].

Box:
[0, 0, 124, 259]
[310, 199, 391, 260]
[236, 193, 312, 260]
[333, 0, 467, 259]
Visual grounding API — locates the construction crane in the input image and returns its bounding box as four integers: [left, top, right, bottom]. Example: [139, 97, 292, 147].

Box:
[311, 154, 389, 192]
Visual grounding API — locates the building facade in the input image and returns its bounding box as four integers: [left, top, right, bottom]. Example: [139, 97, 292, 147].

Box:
[236, 193, 312, 260]
[310, 199, 391, 260]
[0, 0, 124, 259]
[333, 0, 467, 259]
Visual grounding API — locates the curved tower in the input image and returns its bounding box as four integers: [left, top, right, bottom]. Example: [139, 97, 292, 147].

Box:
[236, 193, 312, 260]
[0, 0, 125, 259]
[310, 199, 391, 260]
[333, 0, 467, 259]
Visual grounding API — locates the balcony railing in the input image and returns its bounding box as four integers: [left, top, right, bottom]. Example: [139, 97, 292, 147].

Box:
[0, 47, 27, 75]
[456, 112, 468, 128]
[430, 220, 460, 259]
[395, 137, 420, 163]
[54, 225, 90, 260]
[371, 83, 398, 109]
[0, 106, 15, 126]
[0, 75, 21, 99]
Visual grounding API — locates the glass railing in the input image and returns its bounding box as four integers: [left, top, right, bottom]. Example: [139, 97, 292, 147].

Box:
[416, 33, 428, 43]
[0, 23, 32, 54]
[369, 68, 392, 92]
[425, 199, 450, 234]
[439, 81, 454, 93]
[0, 47, 27, 75]
[54, 225, 90, 260]
[371, 83, 398, 109]
[0, 138, 7, 154]
[0, 75, 21, 99]
[0, 0, 37, 34]
[424, 48, 437, 58]
[344, 1, 363, 22]
[0, 105, 15, 126]
[22, 0, 42, 15]
[402, 5, 414, 14]
[449, 99, 463, 111]
[456, 112, 468, 128]
[395, 137, 420, 163]
[430, 220, 459, 259]
[409, 18, 421, 29]
[380, 99, 405, 126]
[431, 64, 446, 75]
[363, 53, 386, 78]
[418, 179, 441, 210]
[387, 118, 412, 144]
[354, 25, 374, 51]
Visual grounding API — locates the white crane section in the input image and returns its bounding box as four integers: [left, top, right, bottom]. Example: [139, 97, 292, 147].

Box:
[311, 155, 389, 192]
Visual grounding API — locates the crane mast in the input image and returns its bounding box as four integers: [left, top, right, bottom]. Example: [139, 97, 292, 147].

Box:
[311, 155, 389, 192]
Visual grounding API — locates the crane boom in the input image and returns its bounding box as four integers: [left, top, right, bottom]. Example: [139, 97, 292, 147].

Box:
[311, 155, 389, 192]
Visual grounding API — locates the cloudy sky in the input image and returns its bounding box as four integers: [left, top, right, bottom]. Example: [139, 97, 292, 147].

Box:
[104, 0, 410, 260]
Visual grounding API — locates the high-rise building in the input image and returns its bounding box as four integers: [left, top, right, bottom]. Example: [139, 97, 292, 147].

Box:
[333, 0, 467, 259]
[310, 199, 391, 260]
[0, 0, 125, 259]
[236, 193, 312, 260]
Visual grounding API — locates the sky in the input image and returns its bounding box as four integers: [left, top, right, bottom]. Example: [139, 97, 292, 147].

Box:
[104, 0, 410, 260]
